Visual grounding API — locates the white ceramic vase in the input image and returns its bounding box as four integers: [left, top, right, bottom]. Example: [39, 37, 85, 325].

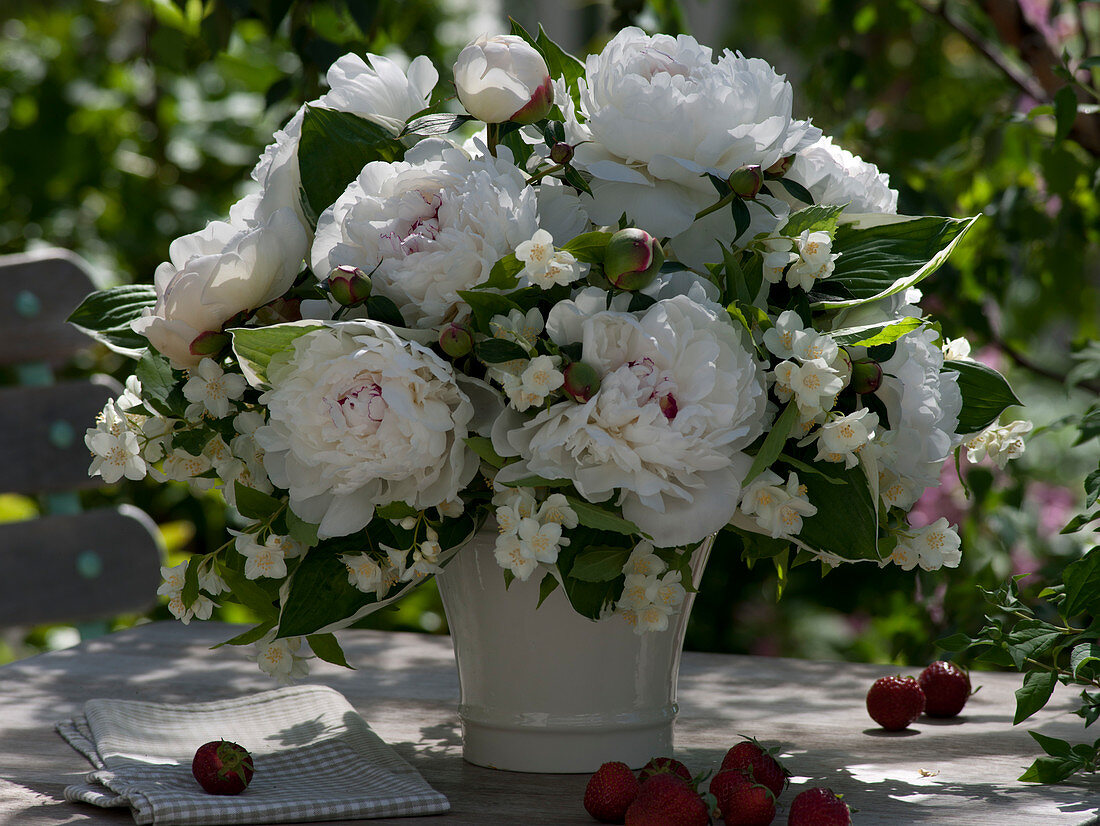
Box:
[435, 529, 712, 773]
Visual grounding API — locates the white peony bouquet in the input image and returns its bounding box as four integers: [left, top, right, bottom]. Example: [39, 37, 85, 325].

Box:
[72, 25, 1028, 679]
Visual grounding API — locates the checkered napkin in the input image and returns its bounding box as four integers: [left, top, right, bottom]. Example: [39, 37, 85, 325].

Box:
[56, 684, 450, 825]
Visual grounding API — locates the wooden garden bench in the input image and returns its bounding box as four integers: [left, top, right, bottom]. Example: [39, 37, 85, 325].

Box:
[0, 249, 162, 628]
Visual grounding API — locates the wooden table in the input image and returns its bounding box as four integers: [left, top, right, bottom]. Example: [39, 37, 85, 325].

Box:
[1, 621, 1097, 825]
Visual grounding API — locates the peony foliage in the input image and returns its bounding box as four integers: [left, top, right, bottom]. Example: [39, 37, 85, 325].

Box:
[71, 22, 1027, 678]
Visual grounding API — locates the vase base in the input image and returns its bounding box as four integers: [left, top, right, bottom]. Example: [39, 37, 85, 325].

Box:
[459, 719, 673, 773]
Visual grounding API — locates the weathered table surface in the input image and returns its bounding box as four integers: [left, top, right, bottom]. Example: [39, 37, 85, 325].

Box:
[0, 621, 1097, 825]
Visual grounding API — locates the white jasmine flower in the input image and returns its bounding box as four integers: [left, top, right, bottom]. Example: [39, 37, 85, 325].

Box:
[890, 518, 961, 571]
[86, 400, 146, 483]
[436, 498, 464, 518]
[197, 563, 228, 596]
[520, 355, 564, 399]
[235, 533, 289, 580]
[495, 292, 767, 547]
[623, 543, 667, 577]
[489, 307, 544, 349]
[494, 531, 539, 580]
[254, 322, 481, 539]
[140, 416, 171, 464]
[620, 572, 660, 609]
[943, 337, 972, 361]
[310, 143, 540, 328]
[495, 488, 538, 534]
[341, 553, 383, 593]
[182, 359, 247, 420]
[815, 408, 879, 468]
[762, 310, 807, 359]
[786, 230, 839, 291]
[792, 330, 839, 364]
[740, 471, 817, 539]
[652, 570, 686, 609]
[966, 419, 1032, 468]
[252, 633, 310, 683]
[623, 603, 676, 634]
[515, 229, 556, 275]
[517, 517, 567, 564]
[762, 238, 797, 285]
[537, 493, 578, 529]
[157, 562, 214, 624]
[161, 448, 216, 490]
[404, 539, 443, 580]
[786, 357, 844, 417]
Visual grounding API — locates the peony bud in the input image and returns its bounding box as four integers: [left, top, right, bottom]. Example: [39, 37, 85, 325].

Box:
[549, 141, 574, 165]
[328, 265, 372, 306]
[562, 361, 601, 403]
[438, 323, 474, 359]
[765, 155, 795, 178]
[454, 34, 553, 125]
[603, 228, 664, 291]
[189, 330, 231, 358]
[850, 358, 883, 394]
[727, 165, 764, 199]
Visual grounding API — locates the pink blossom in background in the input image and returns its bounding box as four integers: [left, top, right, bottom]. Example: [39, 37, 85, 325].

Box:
[974, 344, 1005, 372]
[1011, 542, 1041, 587]
[1027, 480, 1078, 538]
[909, 460, 969, 529]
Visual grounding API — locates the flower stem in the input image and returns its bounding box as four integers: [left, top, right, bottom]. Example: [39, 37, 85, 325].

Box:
[527, 162, 565, 185]
[695, 192, 736, 222]
[486, 122, 500, 158]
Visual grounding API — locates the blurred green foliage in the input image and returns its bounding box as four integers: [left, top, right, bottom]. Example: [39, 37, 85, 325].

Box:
[0, 0, 1096, 667]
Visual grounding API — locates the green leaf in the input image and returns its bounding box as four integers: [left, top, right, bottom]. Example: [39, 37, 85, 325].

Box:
[366, 295, 405, 328]
[229, 322, 323, 387]
[1054, 85, 1078, 144]
[278, 545, 369, 636]
[744, 402, 798, 485]
[476, 337, 529, 363]
[477, 254, 523, 290]
[498, 474, 572, 488]
[219, 567, 279, 620]
[67, 284, 158, 357]
[830, 316, 923, 347]
[374, 501, 417, 520]
[569, 547, 632, 582]
[943, 359, 1023, 434]
[457, 290, 520, 334]
[565, 497, 641, 536]
[211, 619, 277, 648]
[286, 508, 319, 549]
[464, 436, 506, 468]
[400, 112, 474, 138]
[1018, 755, 1082, 784]
[561, 231, 612, 263]
[233, 483, 284, 520]
[815, 215, 980, 309]
[297, 106, 403, 224]
[936, 632, 977, 653]
[1060, 511, 1100, 534]
[1028, 730, 1074, 758]
[181, 557, 200, 608]
[1015, 671, 1058, 724]
[307, 633, 354, 668]
[731, 196, 751, 242]
[1063, 549, 1100, 617]
[1003, 619, 1064, 669]
[536, 571, 559, 608]
[782, 204, 845, 237]
[1076, 404, 1100, 445]
[1085, 468, 1100, 508]
[509, 19, 585, 100]
[1070, 643, 1100, 681]
[135, 351, 184, 417]
[796, 458, 879, 562]
[777, 177, 814, 205]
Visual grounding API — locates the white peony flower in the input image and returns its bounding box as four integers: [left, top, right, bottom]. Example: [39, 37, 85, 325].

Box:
[494, 292, 768, 546]
[875, 325, 962, 508]
[783, 134, 898, 214]
[133, 209, 308, 368]
[310, 143, 540, 328]
[559, 27, 819, 267]
[454, 34, 553, 124]
[966, 419, 1032, 468]
[182, 359, 247, 420]
[254, 322, 480, 539]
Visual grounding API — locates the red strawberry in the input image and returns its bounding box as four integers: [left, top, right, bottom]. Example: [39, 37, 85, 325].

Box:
[787, 787, 851, 826]
[918, 661, 972, 717]
[637, 756, 692, 784]
[625, 774, 708, 826]
[866, 675, 925, 731]
[191, 740, 254, 795]
[720, 738, 788, 798]
[709, 769, 775, 825]
[584, 761, 639, 823]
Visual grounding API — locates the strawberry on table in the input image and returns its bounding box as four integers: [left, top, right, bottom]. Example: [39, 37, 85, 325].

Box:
[866, 674, 926, 731]
[918, 660, 973, 718]
[709, 769, 776, 825]
[719, 737, 789, 798]
[637, 755, 692, 784]
[787, 787, 852, 826]
[625, 773, 708, 826]
[584, 761, 639, 823]
[191, 739, 254, 795]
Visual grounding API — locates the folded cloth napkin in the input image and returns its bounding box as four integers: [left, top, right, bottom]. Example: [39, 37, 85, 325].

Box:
[56, 684, 450, 825]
